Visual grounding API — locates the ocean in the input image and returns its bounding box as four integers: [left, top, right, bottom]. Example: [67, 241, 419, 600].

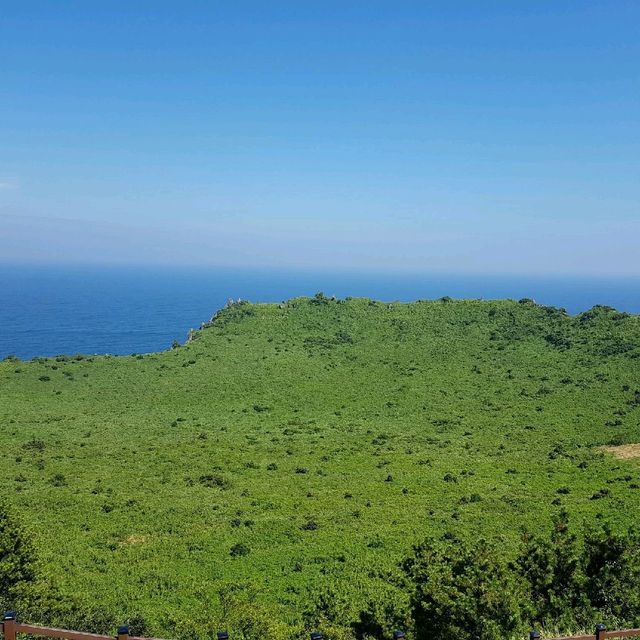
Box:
[1, 264, 639, 360]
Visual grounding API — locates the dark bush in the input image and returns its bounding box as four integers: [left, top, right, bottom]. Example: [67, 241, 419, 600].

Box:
[583, 525, 640, 623]
[230, 543, 251, 557]
[346, 512, 640, 640]
[402, 536, 525, 640]
[545, 333, 572, 350]
[310, 292, 330, 305]
[23, 438, 45, 452]
[198, 474, 230, 489]
[253, 404, 270, 412]
[518, 510, 591, 630]
[49, 473, 67, 487]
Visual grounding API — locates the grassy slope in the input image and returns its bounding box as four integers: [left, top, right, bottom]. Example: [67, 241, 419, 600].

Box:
[1, 297, 640, 633]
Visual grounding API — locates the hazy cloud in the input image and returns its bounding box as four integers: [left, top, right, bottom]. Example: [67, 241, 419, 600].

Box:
[0, 176, 19, 191]
[1, 212, 638, 277]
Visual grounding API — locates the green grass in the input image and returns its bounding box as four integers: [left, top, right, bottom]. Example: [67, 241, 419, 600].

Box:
[1, 296, 639, 636]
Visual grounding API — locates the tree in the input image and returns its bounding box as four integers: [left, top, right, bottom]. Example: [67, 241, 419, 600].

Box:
[0, 501, 37, 608]
[402, 536, 525, 640]
[583, 525, 640, 626]
[518, 510, 592, 632]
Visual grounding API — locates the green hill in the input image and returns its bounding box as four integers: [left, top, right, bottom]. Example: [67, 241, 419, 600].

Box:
[1, 296, 640, 637]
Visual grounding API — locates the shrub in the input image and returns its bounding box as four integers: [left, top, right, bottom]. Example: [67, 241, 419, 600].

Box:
[23, 438, 45, 452]
[198, 474, 230, 489]
[230, 543, 251, 557]
[402, 535, 525, 640]
[518, 510, 591, 631]
[0, 501, 37, 607]
[583, 525, 640, 623]
[356, 512, 640, 639]
[49, 473, 67, 487]
[517, 512, 640, 631]
[218, 583, 292, 640]
[545, 333, 572, 350]
[335, 331, 354, 344]
[311, 292, 330, 305]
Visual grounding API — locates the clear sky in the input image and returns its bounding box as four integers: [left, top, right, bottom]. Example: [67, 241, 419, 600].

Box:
[1, 1, 639, 274]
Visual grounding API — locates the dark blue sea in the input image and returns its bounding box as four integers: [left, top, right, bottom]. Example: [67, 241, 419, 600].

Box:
[1, 264, 639, 360]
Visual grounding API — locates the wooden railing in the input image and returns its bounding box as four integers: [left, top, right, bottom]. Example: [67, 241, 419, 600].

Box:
[3, 612, 640, 640]
[0, 613, 162, 640]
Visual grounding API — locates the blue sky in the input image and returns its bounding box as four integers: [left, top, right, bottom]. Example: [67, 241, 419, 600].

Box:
[1, 1, 639, 274]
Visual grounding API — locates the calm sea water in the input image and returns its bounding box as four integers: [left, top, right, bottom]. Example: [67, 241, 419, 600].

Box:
[1, 264, 639, 360]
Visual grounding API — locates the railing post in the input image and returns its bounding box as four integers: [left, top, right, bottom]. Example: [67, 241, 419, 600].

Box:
[529, 632, 540, 640]
[3, 612, 17, 640]
[595, 624, 607, 640]
[117, 625, 129, 640]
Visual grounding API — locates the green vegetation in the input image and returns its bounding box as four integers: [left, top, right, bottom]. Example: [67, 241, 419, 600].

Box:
[1, 297, 639, 638]
[396, 511, 640, 640]
[0, 500, 37, 606]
